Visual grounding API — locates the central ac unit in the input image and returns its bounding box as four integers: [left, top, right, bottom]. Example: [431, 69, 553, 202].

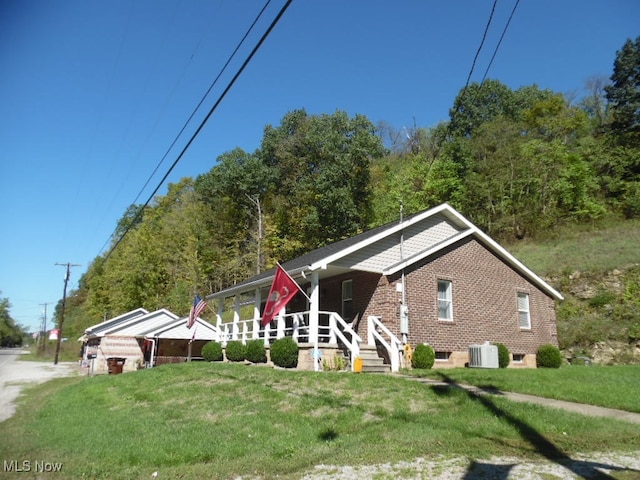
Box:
[468, 342, 499, 368]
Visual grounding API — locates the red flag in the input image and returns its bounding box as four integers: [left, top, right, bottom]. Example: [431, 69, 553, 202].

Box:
[261, 265, 301, 326]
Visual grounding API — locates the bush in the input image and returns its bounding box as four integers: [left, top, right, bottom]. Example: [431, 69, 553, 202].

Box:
[270, 337, 299, 368]
[225, 341, 246, 362]
[201, 341, 223, 362]
[411, 344, 435, 369]
[245, 339, 267, 363]
[536, 344, 563, 368]
[496, 343, 510, 368]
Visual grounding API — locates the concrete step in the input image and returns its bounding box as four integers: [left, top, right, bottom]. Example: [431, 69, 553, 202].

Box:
[358, 346, 390, 373]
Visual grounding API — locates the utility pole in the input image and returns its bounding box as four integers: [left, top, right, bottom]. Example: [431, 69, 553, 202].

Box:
[53, 262, 80, 365]
[38, 302, 49, 352]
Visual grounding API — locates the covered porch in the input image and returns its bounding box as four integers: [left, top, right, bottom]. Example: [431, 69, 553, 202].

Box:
[207, 266, 404, 372]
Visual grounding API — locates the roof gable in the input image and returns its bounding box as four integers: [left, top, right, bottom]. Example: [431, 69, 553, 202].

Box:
[102, 308, 179, 337]
[84, 308, 149, 337]
[207, 203, 563, 301]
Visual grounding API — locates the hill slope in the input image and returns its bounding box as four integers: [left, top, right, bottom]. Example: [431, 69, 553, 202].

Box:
[507, 218, 640, 363]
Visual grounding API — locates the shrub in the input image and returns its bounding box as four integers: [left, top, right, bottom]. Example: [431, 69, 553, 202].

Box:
[536, 344, 563, 368]
[411, 344, 435, 369]
[201, 341, 223, 362]
[225, 341, 246, 362]
[496, 343, 510, 368]
[245, 339, 267, 363]
[270, 337, 298, 368]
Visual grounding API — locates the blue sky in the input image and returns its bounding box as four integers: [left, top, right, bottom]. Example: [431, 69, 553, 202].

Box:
[1, 0, 638, 332]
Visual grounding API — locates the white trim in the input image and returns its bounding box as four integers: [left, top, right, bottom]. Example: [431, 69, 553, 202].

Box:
[205, 203, 563, 302]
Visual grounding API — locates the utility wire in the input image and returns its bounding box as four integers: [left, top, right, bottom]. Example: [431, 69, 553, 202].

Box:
[101, 0, 293, 263]
[458, 0, 498, 105]
[436, 0, 499, 149]
[98, 0, 274, 257]
[481, 0, 520, 84]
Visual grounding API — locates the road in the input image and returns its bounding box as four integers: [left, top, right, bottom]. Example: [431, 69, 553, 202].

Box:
[0, 349, 78, 422]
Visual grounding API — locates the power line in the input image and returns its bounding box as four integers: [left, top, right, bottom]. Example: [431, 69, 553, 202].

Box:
[481, 0, 521, 84]
[97, 0, 274, 257]
[460, 0, 498, 97]
[100, 0, 292, 262]
[436, 0, 499, 149]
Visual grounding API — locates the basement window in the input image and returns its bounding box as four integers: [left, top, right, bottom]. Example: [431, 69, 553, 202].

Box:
[435, 351, 451, 362]
[512, 354, 525, 363]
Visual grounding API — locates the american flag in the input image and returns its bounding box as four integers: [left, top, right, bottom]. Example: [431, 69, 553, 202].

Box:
[187, 295, 206, 329]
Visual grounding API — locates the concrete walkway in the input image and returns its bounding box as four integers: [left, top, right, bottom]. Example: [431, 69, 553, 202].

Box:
[405, 376, 640, 424]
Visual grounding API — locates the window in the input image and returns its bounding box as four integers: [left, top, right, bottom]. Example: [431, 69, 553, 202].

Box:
[435, 351, 451, 362]
[518, 292, 531, 329]
[512, 354, 525, 363]
[342, 280, 353, 321]
[437, 280, 453, 321]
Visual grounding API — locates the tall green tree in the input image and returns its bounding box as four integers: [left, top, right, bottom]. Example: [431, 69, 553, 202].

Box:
[605, 36, 640, 140]
[260, 109, 386, 260]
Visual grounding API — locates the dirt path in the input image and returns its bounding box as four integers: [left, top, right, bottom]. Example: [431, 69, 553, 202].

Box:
[0, 349, 79, 422]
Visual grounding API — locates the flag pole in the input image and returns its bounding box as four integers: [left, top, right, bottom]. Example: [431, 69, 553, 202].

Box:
[276, 262, 311, 302]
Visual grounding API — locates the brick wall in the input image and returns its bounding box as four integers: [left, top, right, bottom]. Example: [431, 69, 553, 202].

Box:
[373, 237, 558, 358]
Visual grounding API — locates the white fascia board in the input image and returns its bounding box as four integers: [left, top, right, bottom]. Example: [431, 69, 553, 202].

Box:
[309, 203, 455, 272]
[471, 226, 564, 300]
[100, 308, 178, 336]
[206, 266, 311, 300]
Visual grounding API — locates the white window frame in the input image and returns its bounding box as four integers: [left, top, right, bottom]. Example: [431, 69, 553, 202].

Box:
[518, 292, 531, 329]
[437, 279, 453, 321]
[342, 279, 353, 321]
[435, 351, 451, 362]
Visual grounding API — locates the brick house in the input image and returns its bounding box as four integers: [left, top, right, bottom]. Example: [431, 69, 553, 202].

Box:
[207, 203, 563, 371]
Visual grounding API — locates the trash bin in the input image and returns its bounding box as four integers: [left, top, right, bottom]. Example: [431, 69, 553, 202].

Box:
[107, 357, 126, 375]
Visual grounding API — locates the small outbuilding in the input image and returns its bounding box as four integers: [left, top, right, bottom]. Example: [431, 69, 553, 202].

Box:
[80, 308, 219, 374]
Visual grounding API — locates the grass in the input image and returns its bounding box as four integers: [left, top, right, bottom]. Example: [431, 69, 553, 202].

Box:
[506, 217, 640, 276]
[406, 365, 640, 413]
[1, 363, 639, 479]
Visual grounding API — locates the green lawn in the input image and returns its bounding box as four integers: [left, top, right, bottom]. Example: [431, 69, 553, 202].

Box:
[1, 363, 639, 479]
[404, 365, 640, 413]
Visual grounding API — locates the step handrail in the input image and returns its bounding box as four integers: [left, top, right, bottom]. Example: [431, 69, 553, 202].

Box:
[329, 312, 362, 371]
[367, 315, 402, 372]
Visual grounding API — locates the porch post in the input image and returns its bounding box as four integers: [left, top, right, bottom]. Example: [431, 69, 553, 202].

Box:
[309, 271, 319, 345]
[253, 287, 261, 338]
[216, 299, 223, 328]
[276, 307, 286, 338]
[233, 295, 240, 340]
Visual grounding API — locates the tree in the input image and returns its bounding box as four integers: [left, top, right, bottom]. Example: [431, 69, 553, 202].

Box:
[0, 294, 24, 347]
[605, 36, 640, 140]
[579, 75, 611, 130]
[260, 109, 386, 260]
[195, 148, 273, 276]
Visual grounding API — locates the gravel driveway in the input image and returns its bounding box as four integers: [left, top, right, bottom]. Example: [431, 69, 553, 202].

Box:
[0, 349, 79, 422]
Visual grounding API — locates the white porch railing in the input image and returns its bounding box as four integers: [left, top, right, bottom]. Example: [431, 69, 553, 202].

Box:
[215, 310, 362, 371]
[367, 315, 403, 372]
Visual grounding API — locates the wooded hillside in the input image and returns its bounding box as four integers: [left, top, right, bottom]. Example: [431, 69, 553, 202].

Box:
[53, 37, 640, 351]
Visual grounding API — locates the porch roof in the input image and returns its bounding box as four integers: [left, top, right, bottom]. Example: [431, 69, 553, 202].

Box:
[152, 317, 219, 341]
[79, 308, 149, 341]
[206, 203, 563, 301]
